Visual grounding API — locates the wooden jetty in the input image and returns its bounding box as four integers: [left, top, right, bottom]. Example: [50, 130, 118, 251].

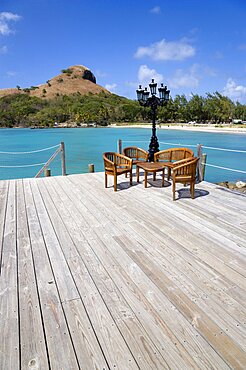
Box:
[0, 172, 245, 369]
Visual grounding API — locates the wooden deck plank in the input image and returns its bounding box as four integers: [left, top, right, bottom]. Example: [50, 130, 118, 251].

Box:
[23, 178, 79, 370]
[16, 179, 49, 369]
[122, 243, 246, 369]
[0, 180, 8, 272]
[62, 299, 110, 370]
[57, 175, 233, 370]
[68, 173, 245, 326]
[30, 180, 80, 303]
[70, 174, 246, 350]
[37, 178, 140, 370]
[1, 172, 246, 370]
[42, 177, 176, 370]
[46, 177, 199, 369]
[74, 173, 246, 284]
[115, 232, 246, 349]
[0, 180, 19, 370]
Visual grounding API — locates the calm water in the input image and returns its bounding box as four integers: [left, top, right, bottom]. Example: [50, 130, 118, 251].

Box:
[0, 127, 245, 183]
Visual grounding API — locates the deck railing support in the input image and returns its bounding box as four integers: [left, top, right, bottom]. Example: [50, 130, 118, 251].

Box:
[35, 142, 66, 178]
[118, 139, 122, 154]
[88, 164, 95, 173]
[44, 169, 51, 177]
[201, 153, 207, 181]
[60, 141, 66, 176]
[197, 144, 203, 182]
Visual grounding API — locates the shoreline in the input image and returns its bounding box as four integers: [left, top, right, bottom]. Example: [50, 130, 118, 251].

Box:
[1, 123, 246, 134]
[110, 123, 246, 134]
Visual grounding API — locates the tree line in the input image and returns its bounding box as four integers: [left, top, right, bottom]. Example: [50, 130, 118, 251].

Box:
[0, 91, 245, 127]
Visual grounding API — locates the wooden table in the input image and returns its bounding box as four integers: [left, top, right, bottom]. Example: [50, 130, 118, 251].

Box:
[136, 162, 167, 187]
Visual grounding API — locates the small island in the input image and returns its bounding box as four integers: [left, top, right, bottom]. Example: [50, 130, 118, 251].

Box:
[0, 65, 245, 130]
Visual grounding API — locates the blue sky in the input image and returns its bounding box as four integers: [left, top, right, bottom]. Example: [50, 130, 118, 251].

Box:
[0, 0, 246, 103]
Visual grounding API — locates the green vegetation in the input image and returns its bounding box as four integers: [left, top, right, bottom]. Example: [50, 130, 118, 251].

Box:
[61, 68, 73, 75]
[0, 90, 245, 127]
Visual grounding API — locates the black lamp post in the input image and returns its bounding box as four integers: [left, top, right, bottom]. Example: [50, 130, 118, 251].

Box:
[136, 79, 170, 162]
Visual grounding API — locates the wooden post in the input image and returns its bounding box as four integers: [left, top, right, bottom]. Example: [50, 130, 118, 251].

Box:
[60, 142, 66, 176]
[197, 143, 203, 182]
[201, 153, 207, 181]
[44, 169, 51, 177]
[88, 164, 95, 173]
[118, 139, 122, 154]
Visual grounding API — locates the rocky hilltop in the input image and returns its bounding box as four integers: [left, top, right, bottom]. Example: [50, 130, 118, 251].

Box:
[0, 65, 109, 99]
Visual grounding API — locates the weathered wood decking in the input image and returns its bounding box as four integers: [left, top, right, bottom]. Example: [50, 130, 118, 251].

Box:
[0, 172, 246, 370]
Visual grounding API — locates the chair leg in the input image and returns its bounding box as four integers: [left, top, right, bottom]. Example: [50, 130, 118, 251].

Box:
[191, 181, 195, 199]
[144, 171, 147, 188]
[129, 170, 132, 186]
[172, 181, 176, 201]
[114, 174, 117, 191]
[105, 173, 107, 188]
[168, 168, 171, 181]
[162, 169, 164, 187]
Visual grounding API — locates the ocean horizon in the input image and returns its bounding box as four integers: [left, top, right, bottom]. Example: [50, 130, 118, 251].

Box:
[0, 127, 245, 183]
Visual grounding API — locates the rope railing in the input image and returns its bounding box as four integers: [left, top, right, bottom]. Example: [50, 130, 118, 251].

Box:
[202, 145, 246, 153]
[0, 142, 66, 177]
[119, 139, 246, 181]
[0, 162, 46, 168]
[121, 140, 245, 153]
[0, 144, 60, 155]
[35, 142, 66, 178]
[202, 163, 246, 174]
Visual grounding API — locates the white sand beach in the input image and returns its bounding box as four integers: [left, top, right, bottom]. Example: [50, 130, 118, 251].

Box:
[111, 123, 246, 134]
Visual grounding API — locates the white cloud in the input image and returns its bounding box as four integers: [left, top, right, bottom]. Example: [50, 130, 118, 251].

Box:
[168, 65, 200, 89]
[0, 12, 21, 35]
[105, 83, 117, 92]
[214, 51, 223, 59]
[6, 71, 17, 76]
[150, 6, 161, 14]
[95, 70, 107, 78]
[134, 38, 195, 61]
[222, 78, 246, 103]
[0, 45, 8, 54]
[138, 65, 163, 87]
[238, 44, 246, 51]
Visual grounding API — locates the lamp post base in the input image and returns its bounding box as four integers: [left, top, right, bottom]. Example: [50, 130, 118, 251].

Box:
[148, 136, 159, 162]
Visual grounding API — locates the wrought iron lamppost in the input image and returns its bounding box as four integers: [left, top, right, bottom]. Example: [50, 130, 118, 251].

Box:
[136, 79, 170, 162]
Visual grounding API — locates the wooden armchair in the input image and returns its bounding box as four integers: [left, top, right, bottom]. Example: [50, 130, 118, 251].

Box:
[172, 157, 199, 200]
[122, 147, 148, 166]
[154, 147, 194, 180]
[103, 152, 133, 191]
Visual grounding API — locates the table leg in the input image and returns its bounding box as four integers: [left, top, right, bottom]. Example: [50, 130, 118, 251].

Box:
[153, 172, 156, 181]
[137, 166, 139, 183]
[162, 169, 164, 187]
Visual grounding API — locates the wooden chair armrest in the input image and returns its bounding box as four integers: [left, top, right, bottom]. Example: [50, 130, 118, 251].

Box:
[116, 153, 133, 167]
[173, 157, 194, 166]
[173, 157, 198, 172]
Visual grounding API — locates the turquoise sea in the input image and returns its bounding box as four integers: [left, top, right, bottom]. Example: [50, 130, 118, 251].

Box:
[0, 127, 245, 183]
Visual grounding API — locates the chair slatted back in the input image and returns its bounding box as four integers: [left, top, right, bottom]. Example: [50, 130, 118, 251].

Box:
[173, 157, 198, 178]
[170, 148, 194, 161]
[155, 148, 194, 162]
[123, 147, 148, 161]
